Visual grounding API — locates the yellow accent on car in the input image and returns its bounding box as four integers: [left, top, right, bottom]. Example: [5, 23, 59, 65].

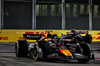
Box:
[34, 45, 39, 61]
[17, 44, 19, 55]
[44, 38, 52, 41]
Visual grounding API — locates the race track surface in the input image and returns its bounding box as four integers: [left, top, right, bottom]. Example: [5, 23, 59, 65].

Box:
[0, 42, 100, 66]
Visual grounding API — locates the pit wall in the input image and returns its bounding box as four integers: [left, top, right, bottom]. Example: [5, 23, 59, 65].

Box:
[0, 30, 100, 42]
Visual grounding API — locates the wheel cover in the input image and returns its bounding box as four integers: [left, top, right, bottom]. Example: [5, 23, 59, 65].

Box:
[33, 45, 39, 60]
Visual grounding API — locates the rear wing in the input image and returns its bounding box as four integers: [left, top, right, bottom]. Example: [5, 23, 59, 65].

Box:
[67, 31, 88, 34]
[23, 34, 41, 40]
[62, 39, 73, 42]
[77, 31, 88, 34]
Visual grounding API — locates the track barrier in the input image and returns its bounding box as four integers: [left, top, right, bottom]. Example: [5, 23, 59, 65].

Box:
[0, 30, 100, 42]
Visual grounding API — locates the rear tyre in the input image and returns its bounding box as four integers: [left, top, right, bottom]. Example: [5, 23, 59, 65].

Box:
[15, 40, 28, 57]
[84, 34, 92, 43]
[77, 43, 91, 63]
[37, 41, 47, 58]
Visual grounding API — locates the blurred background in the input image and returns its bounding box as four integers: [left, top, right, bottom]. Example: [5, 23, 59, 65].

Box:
[0, 0, 100, 30]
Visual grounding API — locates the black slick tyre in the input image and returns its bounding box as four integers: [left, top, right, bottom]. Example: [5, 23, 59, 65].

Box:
[84, 34, 92, 43]
[15, 40, 28, 57]
[77, 43, 91, 63]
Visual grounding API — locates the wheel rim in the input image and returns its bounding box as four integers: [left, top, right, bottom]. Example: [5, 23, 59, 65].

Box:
[32, 45, 39, 60]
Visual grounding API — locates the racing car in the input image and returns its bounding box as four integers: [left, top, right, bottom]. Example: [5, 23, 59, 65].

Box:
[15, 30, 94, 63]
[60, 30, 92, 43]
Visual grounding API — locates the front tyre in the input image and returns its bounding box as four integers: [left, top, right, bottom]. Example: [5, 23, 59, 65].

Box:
[77, 43, 91, 63]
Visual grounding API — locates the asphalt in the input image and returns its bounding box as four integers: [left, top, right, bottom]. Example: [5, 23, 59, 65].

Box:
[0, 42, 100, 66]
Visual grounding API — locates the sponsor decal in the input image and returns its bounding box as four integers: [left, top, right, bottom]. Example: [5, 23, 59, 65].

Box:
[0, 30, 100, 42]
[97, 32, 100, 35]
[19, 37, 23, 40]
[92, 37, 96, 41]
[25, 32, 34, 34]
[96, 36, 100, 40]
[36, 32, 39, 35]
[0, 37, 2, 40]
[25, 32, 47, 35]
[19, 32, 48, 40]
[0, 37, 8, 40]
[92, 37, 96, 40]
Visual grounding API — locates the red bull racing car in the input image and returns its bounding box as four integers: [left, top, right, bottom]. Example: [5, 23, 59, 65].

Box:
[15, 30, 94, 63]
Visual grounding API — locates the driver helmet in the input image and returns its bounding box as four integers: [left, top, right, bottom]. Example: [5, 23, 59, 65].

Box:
[71, 29, 76, 33]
